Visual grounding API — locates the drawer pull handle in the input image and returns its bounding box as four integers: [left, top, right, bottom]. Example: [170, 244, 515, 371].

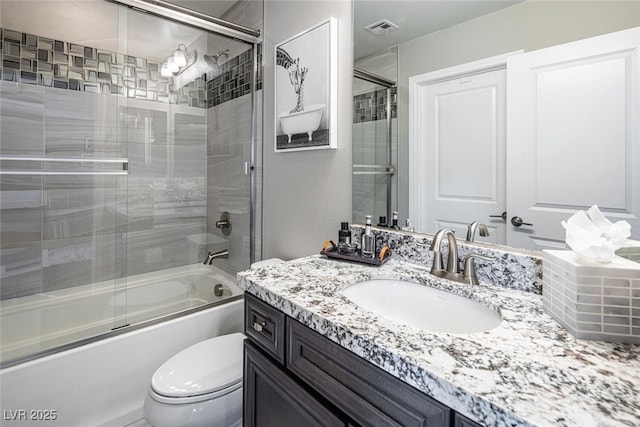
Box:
[252, 321, 266, 332]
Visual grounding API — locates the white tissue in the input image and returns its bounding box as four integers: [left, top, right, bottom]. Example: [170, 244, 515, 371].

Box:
[561, 205, 631, 263]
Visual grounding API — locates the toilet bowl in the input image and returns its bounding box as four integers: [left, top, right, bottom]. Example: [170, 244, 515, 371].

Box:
[143, 332, 245, 427]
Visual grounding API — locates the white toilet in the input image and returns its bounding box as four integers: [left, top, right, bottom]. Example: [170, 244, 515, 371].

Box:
[143, 332, 245, 427]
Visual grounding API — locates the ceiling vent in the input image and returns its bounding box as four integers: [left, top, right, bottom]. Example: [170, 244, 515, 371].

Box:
[364, 20, 399, 36]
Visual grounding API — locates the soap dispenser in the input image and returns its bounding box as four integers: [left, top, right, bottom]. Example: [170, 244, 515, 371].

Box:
[391, 212, 401, 230]
[402, 219, 414, 232]
[361, 215, 376, 258]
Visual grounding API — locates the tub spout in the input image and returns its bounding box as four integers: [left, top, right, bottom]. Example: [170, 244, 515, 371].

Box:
[204, 249, 229, 265]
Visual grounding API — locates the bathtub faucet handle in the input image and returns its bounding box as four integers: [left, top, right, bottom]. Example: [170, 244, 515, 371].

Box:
[215, 212, 232, 236]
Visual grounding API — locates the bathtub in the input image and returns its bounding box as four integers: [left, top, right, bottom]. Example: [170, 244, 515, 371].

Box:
[279, 103, 325, 143]
[1, 263, 243, 364]
[0, 263, 244, 427]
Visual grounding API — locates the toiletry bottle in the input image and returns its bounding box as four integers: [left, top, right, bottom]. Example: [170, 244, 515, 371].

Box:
[377, 216, 388, 228]
[338, 222, 352, 253]
[391, 212, 401, 229]
[361, 215, 376, 258]
[402, 218, 414, 232]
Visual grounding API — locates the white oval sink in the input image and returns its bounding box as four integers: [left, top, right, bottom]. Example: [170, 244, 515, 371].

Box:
[341, 279, 501, 334]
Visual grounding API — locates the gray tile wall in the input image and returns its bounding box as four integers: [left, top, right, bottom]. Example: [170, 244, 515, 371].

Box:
[1, 27, 261, 109]
[0, 82, 211, 298]
[0, 86, 257, 300]
[353, 86, 397, 124]
[1, 28, 259, 300]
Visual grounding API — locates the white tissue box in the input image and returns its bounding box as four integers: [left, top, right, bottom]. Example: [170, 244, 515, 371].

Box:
[542, 250, 640, 344]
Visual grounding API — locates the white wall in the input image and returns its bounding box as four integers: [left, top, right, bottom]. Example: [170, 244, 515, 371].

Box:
[395, 0, 640, 222]
[262, 0, 353, 260]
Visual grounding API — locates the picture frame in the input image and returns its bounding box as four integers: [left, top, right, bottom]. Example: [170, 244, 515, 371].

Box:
[274, 17, 337, 152]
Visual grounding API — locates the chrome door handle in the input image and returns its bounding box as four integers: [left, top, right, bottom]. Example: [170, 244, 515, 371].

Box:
[490, 211, 507, 220]
[511, 216, 533, 227]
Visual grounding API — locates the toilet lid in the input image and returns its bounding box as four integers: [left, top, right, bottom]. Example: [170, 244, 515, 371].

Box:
[151, 332, 245, 398]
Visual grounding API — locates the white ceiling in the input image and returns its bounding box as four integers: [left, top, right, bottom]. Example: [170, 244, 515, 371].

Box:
[354, 0, 524, 60]
[2, 0, 524, 64]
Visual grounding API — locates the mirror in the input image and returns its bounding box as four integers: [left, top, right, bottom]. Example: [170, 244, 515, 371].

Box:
[352, 0, 640, 247]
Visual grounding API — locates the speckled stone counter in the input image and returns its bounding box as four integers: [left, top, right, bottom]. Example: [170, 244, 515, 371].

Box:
[351, 225, 544, 293]
[237, 256, 640, 427]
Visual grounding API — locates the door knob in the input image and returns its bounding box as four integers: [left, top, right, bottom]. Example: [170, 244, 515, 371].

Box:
[490, 211, 507, 220]
[511, 216, 533, 227]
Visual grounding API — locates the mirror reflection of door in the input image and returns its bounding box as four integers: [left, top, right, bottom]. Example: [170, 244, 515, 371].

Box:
[410, 27, 640, 251]
[409, 56, 508, 245]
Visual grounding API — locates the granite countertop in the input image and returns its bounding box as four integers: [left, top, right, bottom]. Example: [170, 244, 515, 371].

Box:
[237, 256, 640, 427]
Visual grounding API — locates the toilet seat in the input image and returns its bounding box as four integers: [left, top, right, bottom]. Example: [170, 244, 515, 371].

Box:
[150, 332, 245, 404]
[148, 379, 242, 405]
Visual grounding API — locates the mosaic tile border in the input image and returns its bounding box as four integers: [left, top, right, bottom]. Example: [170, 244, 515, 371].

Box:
[0, 27, 260, 109]
[208, 43, 260, 108]
[353, 86, 397, 124]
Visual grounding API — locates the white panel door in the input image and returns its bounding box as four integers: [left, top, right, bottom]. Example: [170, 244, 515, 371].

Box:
[410, 69, 506, 243]
[507, 27, 640, 250]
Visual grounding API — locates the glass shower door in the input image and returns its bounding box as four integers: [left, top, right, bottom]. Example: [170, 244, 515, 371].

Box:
[352, 69, 397, 224]
[0, 0, 128, 363]
[0, 0, 258, 366]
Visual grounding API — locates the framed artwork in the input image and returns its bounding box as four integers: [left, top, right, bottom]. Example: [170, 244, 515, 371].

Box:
[274, 17, 337, 152]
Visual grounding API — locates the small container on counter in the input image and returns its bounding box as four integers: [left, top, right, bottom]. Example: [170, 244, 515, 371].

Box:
[391, 212, 400, 230]
[361, 215, 376, 258]
[338, 222, 357, 254]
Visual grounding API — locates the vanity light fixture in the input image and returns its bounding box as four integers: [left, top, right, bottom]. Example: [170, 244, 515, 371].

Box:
[171, 48, 230, 90]
[160, 44, 195, 78]
[160, 42, 230, 89]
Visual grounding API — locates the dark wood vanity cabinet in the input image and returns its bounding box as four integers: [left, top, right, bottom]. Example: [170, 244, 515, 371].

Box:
[243, 293, 483, 427]
[244, 342, 348, 426]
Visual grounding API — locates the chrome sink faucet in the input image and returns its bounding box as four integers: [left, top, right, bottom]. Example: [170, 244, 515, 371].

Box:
[466, 221, 489, 242]
[204, 249, 229, 265]
[430, 228, 495, 285]
[429, 229, 459, 279]
[463, 254, 496, 285]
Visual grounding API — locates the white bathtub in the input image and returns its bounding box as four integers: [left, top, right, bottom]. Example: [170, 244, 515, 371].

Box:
[1, 263, 242, 364]
[279, 103, 325, 143]
[0, 264, 244, 427]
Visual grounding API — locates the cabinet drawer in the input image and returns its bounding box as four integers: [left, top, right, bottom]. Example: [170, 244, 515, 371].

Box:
[287, 318, 451, 427]
[244, 293, 286, 364]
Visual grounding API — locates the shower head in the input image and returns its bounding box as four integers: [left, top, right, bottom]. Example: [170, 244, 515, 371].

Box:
[202, 49, 229, 81]
[172, 48, 229, 90]
[204, 49, 230, 67]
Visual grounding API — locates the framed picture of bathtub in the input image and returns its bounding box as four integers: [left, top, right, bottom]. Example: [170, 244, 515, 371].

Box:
[274, 17, 337, 152]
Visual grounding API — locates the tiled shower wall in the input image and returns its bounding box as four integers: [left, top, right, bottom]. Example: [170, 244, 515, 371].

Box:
[352, 87, 398, 223]
[353, 86, 397, 124]
[0, 28, 259, 299]
[0, 27, 260, 109]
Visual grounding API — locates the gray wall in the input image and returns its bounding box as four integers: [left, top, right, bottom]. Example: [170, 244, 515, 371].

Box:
[396, 0, 640, 221]
[262, 1, 353, 260]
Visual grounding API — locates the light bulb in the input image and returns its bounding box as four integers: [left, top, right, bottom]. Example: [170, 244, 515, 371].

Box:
[167, 56, 179, 73]
[160, 62, 172, 77]
[173, 48, 187, 67]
